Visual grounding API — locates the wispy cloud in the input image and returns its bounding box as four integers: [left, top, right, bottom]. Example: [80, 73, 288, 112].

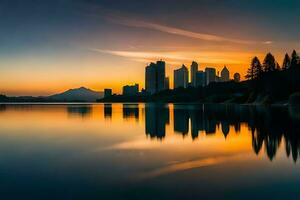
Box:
[97, 11, 272, 45]
[83, 4, 272, 45]
[90, 48, 252, 65]
[91, 48, 190, 60]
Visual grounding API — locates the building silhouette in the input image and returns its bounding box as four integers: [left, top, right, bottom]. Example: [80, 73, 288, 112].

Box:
[196, 70, 206, 87]
[205, 67, 216, 85]
[165, 77, 170, 90]
[104, 89, 112, 98]
[234, 73, 241, 82]
[122, 84, 139, 96]
[174, 65, 189, 89]
[190, 61, 198, 87]
[220, 66, 230, 82]
[145, 61, 166, 94]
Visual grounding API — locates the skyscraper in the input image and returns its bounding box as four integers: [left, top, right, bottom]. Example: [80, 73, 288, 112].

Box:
[104, 89, 112, 98]
[220, 66, 230, 82]
[190, 61, 198, 87]
[165, 77, 170, 90]
[145, 61, 166, 94]
[156, 61, 166, 92]
[196, 70, 206, 87]
[122, 84, 139, 96]
[145, 62, 156, 94]
[205, 67, 216, 85]
[174, 65, 189, 89]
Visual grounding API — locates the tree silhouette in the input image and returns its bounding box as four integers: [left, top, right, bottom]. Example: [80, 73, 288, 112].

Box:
[290, 50, 299, 69]
[246, 56, 263, 80]
[276, 62, 281, 71]
[263, 53, 276, 72]
[282, 53, 291, 70]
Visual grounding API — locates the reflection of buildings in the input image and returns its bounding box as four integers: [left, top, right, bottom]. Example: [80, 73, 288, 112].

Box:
[190, 108, 204, 139]
[145, 104, 169, 139]
[142, 102, 300, 162]
[123, 104, 139, 121]
[67, 105, 92, 118]
[173, 105, 189, 136]
[104, 104, 112, 119]
[0, 104, 6, 112]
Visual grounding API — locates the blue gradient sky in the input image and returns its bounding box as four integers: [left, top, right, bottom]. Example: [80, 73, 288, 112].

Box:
[1, 0, 300, 95]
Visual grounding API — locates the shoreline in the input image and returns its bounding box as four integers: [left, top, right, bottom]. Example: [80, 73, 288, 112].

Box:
[0, 101, 298, 107]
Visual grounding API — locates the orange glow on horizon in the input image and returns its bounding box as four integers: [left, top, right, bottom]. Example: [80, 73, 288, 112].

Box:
[0, 49, 286, 96]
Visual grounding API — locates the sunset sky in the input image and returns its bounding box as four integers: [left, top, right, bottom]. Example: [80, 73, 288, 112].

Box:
[1, 0, 300, 96]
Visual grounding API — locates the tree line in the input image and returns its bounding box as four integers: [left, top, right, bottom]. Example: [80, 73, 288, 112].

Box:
[246, 50, 300, 80]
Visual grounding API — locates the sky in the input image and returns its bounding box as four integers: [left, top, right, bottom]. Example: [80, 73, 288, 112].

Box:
[1, 0, 300, 96]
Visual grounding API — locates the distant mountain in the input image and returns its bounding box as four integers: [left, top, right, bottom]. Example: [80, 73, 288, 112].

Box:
[48, 87, 103, 102]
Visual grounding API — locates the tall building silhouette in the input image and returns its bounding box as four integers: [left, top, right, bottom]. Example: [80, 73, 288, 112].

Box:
[220, 66, 230, 82]
[205, 67, 216, 85]
[145, 63, 156, 94]
[122, 84, 139, 96]
[234, 73, 241, 82]
[145, 61, 166, 94]
[196, 70, 206, 87]
[165, 77, 170, 90]
[190, 61, 198, 87]
[104, 89, 112, 98]
[156, 61, 166, 92]
[174, 65, 189, 89]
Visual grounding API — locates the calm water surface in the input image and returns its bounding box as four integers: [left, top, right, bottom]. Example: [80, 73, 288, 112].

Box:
[0, 103, 300, 199]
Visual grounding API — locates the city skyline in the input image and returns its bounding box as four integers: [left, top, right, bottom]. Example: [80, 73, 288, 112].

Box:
[1, 0, 300, 96]
[1, 1, 300, 198]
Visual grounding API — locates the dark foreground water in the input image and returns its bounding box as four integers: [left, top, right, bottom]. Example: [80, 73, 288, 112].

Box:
[0, 103, 300, 200]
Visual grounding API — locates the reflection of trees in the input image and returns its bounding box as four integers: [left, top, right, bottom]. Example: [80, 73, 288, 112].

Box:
[145, 103, 300, 162]
[246, 106, 300, 162]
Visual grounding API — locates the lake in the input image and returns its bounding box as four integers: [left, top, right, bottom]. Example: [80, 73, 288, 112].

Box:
[0, 103, 300, 199]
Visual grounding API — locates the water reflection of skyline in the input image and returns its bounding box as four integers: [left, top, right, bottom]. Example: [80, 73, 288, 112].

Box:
[67, 105, 92, 118]
[143, 104, 300, 162]
[0, 103, 300, 162]
[145, 104, 169, 140]
[63, 103, 300, 162]
[123, 104, 139, 121]
[104, 103, 112, 119]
